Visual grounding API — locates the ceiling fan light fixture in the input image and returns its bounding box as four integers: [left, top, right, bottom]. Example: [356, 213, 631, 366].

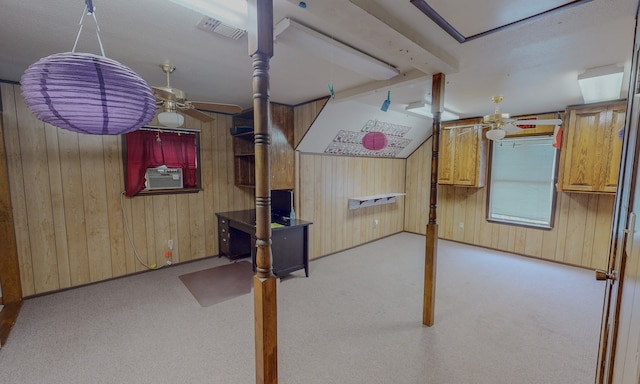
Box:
[158, 111, 185, 128]
[486, 128, 506, 141]
[405, 101, 460, 121]
[578, 64, 624, 103]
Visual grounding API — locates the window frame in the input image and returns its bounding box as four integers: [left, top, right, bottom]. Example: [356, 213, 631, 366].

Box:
[122, 126, 203, 197]
[485, 134, 559, 229]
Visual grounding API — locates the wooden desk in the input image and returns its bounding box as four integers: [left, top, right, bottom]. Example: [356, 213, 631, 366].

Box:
[215, 210, 312, 278]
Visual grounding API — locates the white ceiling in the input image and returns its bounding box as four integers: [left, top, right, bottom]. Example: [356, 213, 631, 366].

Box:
[0, 0, 637, 130]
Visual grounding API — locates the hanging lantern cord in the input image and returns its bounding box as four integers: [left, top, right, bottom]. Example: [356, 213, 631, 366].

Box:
[72, 0, 106, 57]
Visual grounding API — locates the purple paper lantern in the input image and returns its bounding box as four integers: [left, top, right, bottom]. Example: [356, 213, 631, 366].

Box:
[20, 52, 156, 135]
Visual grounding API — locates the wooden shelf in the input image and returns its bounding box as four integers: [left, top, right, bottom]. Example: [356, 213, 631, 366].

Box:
[348, 193, 405, 210]
[231, 104, 295, 190]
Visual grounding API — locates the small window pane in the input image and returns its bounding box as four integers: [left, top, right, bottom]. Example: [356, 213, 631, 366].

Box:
[488, 136, 557, 228]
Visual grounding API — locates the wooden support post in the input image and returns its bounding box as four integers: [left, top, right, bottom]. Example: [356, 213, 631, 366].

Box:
[423, 73, 445, 327]
[248, 1, 277, 383]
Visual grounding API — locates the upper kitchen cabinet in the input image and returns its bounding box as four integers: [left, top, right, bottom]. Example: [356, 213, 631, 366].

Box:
[439, 118, 487, 187]
[558, 101, 626, 193]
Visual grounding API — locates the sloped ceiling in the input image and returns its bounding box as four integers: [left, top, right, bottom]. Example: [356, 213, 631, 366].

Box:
[297, 99, 430, 158]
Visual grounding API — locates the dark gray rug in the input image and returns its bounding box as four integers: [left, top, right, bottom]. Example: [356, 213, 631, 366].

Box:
[178, 261, 253, 307]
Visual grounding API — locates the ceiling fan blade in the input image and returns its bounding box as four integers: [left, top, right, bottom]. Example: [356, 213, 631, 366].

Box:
[443, 123, 488, 130]
[152, 86, 176, 101]
[513, 119, 563, 126]
[181, 107, 214, 123]
[501, 123, 521, 133]
[190, 101, 242, 114]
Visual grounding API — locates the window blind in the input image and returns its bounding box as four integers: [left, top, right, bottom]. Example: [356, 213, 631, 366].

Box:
[488, 136, 557, 228]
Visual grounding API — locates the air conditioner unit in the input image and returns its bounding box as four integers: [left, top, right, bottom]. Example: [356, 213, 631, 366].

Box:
[145, 167, 183, 190]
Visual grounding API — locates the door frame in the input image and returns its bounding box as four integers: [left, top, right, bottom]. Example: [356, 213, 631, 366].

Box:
[596, 7, 640, 381]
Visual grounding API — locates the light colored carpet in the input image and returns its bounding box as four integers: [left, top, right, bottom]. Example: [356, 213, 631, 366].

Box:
[0, 233, 604, 383]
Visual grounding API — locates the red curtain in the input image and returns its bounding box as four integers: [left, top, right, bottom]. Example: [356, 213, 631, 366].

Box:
[125, 129, 198, 196]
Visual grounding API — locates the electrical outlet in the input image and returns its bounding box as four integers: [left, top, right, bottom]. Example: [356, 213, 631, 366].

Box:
[459, 222, 464, 229]
[374, 219, 379, 227]
[168, 239, 174, 250]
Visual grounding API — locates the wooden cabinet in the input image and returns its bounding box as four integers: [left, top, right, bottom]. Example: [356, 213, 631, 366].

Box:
[558, 101, 626, 193]
[438, 118, 487, 187]
[232, 103, 295, 190]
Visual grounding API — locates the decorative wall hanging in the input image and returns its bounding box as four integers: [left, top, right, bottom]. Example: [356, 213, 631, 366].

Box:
[325, 119, 412, 157]
[20, 0, 156, 135]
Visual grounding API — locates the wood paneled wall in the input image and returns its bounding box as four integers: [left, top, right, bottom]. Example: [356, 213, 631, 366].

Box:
[297, 154, 406, 259]
[293, 99, 406, 259]
[293, 98, 328, 148]
[1, 83, 254, 296]
[3, 80, 614, 295]
[404, 136, 615, 270]
[404, 135, 432, 233]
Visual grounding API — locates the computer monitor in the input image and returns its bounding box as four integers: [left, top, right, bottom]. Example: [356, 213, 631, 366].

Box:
[271, 190, 293, 219]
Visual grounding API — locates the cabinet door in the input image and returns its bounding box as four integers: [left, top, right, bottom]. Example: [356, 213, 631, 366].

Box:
[560, 101, 626, 193]
[561, 106, 608, 192]
[438, 128, 455, 184]
[453, 127, 482, 186]
[439, 118, 483, 186]
[601, 102, 626, 192]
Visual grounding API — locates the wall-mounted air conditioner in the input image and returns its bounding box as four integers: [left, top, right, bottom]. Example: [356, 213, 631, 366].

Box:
[145, 166, 183, 190]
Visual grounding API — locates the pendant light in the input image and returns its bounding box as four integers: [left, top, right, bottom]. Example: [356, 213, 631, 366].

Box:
[20, 0, 156, 135]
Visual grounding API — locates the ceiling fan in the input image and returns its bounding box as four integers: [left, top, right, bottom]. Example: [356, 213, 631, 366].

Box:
[152, 64, 242, 126]
[444, 96, 563, 141]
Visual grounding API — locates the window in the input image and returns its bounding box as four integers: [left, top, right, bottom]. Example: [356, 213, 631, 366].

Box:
[123, 127, 201, 196]
[487, 135, 558, 228]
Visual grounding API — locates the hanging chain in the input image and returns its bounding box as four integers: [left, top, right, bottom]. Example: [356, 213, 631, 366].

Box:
[71, 0, 106, 56]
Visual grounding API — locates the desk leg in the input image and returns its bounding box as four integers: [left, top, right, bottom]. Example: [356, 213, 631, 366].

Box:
[303, 227, 309, 277]
[251, 236, 257, 272]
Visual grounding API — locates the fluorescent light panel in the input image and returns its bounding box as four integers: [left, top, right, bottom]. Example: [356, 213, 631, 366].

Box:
[168, 0, 248, 29]
[405, 101, 460, 121]
[578, 64, 624, 103]
[274, 18, 399, 81]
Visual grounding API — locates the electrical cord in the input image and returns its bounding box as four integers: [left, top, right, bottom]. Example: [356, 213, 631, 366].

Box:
[120, 191, 165, 270]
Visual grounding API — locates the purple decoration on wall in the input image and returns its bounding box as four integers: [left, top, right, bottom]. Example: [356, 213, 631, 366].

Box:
[362, 131, 388, 150]
[20, 52, 156, 135]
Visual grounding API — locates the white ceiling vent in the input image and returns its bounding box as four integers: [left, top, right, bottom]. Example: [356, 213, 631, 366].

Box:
[197, 17, 246, 40]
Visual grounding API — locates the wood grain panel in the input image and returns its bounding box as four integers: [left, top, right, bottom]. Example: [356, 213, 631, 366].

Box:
[0, 85, 22, 303]
[1, 84, 36, 296]
[406, 135, 615, 269]
[293, 98, 328, 148]
[602, 104, 626, 192]
[103, 135, 127, 277]
[298, 153, 405, 260]
[271, 103, 295, 190]
[1, 83, 254, 295]
[44, 124, 71, 289]
[16, 92, 59, 293]
[79, 134, 113, 282]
